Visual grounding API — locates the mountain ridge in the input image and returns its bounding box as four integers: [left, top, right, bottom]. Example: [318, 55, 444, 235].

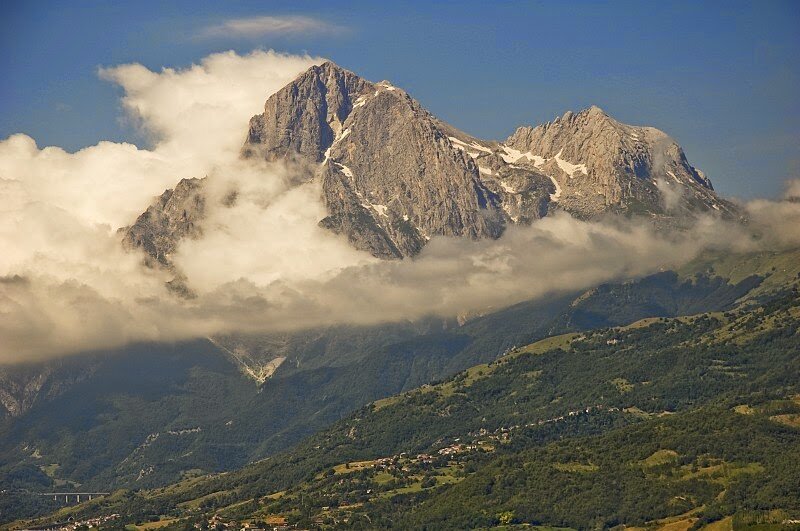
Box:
[122, 61, 737, 265]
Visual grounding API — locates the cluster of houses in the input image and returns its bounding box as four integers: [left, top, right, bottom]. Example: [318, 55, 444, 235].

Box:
[437, 443, 479, 456]
[23, 513, 119, 531]
[201, 515, 293, 531]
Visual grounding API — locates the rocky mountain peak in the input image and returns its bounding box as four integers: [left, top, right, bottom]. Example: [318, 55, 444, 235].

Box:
[584, 104, 608, 118]
[503, 104, 731, 218]
[240, 61, 508, 258]
[313, 67, 505, 258]
[557, 105, 606, 123]
[242, 61, 374, 164]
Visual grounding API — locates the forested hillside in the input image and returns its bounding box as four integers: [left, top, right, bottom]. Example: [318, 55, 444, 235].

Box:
[15, 282, 799, 529]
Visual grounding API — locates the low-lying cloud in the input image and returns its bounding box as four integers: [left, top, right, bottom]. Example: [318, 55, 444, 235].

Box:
[1, 50, 798, 363]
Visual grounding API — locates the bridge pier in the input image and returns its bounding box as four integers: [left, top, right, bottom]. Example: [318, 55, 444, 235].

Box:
[38, 492, 110, 503]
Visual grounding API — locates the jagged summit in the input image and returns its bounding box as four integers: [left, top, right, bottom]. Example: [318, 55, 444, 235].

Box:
[503, 103, 723, 216]
[241, 61, 373, 163]
[583, 104, 611, 118]
[123, 63, 737, 266]
[242, 61, 505, 258]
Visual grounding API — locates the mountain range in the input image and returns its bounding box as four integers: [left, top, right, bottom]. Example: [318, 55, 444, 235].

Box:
[122, 62, 737, 264]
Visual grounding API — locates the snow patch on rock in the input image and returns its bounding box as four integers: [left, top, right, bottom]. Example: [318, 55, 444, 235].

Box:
[553, 149, 588, 177]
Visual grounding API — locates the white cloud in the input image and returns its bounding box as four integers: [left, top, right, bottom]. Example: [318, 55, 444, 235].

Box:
[98, 49, 320, 181]
[0, 50, 327, 361]
[0, 49, 798, 363]
[654, 177, 684, 212]
[203, 15, 343, 39]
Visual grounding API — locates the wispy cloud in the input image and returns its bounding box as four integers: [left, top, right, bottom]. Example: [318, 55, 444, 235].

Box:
[203, 15, 344, 39]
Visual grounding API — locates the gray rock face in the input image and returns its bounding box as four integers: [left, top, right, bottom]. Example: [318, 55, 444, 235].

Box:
[242, 62, 373, 164]
[502, 106, 734, 219]
[320, 82, 505, 258]
[0, 360, 98, 418]
[121, 177, 206, 268]
[244, 62, 505, 258]
[124, 62, 737, 265]
[0, 367, 51, 418]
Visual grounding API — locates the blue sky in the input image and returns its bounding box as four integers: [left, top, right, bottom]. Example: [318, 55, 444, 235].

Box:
[1, 0, 798, 198]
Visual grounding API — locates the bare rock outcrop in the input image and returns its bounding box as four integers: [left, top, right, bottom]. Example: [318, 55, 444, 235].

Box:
[242, 62, 373, 164]
[502, 106, 735, 218]
[121, 177, 206, 268]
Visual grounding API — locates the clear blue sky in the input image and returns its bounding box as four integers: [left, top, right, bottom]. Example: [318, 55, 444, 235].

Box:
[1, 0, 798, 198]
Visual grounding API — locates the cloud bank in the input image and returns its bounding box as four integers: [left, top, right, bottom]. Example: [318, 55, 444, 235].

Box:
[1, 50, 799, 363]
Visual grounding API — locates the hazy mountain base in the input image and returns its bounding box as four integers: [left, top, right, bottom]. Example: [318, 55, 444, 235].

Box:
[1, 248, 798, 525]
[13, 275, 800, 530]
